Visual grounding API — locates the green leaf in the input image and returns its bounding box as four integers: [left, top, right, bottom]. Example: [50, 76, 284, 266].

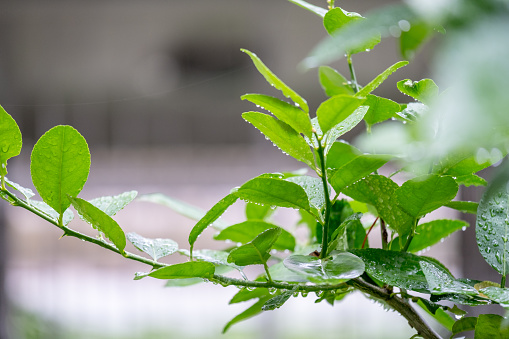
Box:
[445, 201, 479, 214]
[262, 287, 297, 311]
[285, 175, 326, 212]
[31, 200, 74, 226]
[420, 261, 478, 296]
[479, 287, 509, 308]
[236, 176, 314, 216]
[230, 288, 270, 304]
[350, 248, 453, 293]
[476, 171, 509, 276]
[451, 317, 478, 339]
[138, 193, 228, 229]
[227, 228, 281, 266]
[188, 192, 238, 251]
[302, 4, 416, 68]
[323, 8, 381, 55]
[396, 175, 458, 218]
[178, 249, 242, 274]
[397, 78, 439, 105]
[126, 232, 178, 261]
[241, 49, 308, 112]
[0, 105, 22, 176]
[355, 61, 409, 98]
[316, 95, 365, 134]
[31, 125, 90, 217]
[69, 196, 126, 253]
[288, 0, 327, 18]
[399, 22, 433, 60]
[215, 221, 295, 251]
[241, 94, 312, 137]
[474, 314, 509, 338]
[396, 102, 427, 123]
[5, 178, 35, 202]
[319, 66, 355, 97]
[223, 296, 272, 333]
[323, 106, 369, 151]
[391, 219, 469, 253]
[136, 261, 215, 280]
[242, 112, 315, 169]
[283, 252, 365, 284]
[363, 95, 402, 128]
[416, 299, 455, 332]
[434, 152, 505, 178]
[343, 175, 414, 235]
[269, 261, 309, 283]
[327, 142, 391, 193]
[88, 191, 137, 217]
[245, 202, 274, 220]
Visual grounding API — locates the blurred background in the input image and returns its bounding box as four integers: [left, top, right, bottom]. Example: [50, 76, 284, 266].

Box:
[0, 0, 499, 338]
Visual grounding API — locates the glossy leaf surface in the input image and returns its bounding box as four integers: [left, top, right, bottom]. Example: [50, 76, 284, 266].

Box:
[262, 288, 297, 311]
[316, 95, 365, 134]
[242, 94, 312, 137]
[5, 178, 35, 202]
[356, 61, 409, 98]
[243, 112, 315, 168]
[0, 105, 22, 174]
[480, 287, 509, 308]
[397, 78, 438, 105]
[188, 192, 238, 250]
[245, 202, 274, 221]
[137, 261, 215, 280]
[31, 200, 74, 226]
[127, 232, 178, 261]
[319, 66, 355, 97]
[242, 49, 308, 112]
[88, 191, 137, 217]
[396, 175, 458, 218]
[215, 220, 295, 251]
[31, 125, 90, 216]
[70, 196, 126, 253]
[227, 228, 281, 266]
[476, 172, 509, 276]
[323, 106, 369, 151]
[283, 252, 365, 284]
[363, 95, 401, 128]
[420, 261, 478, 295]
[451, 317, 478, 339]
[285, 176, 325, 212]
[445, 201, 478, 214]
[474, 314, 509, 338]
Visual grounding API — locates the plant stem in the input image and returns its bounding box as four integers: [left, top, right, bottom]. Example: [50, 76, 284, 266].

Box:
[347, 54, 360, 93]
[315, 133, 331, 259]
[380, 219, 388, 250]
[350, 278, 441, 339]
[502, 275, 506, 288]
[327, 0, 335, 10]
[402, 218, 419, 252]
[263, 261, 273, 283]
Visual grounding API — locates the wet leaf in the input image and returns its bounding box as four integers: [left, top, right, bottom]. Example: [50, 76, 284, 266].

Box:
[88, 191, 137, 217]
[262, 287, 297, 311]
[70, 196, 126, 253]
[245, 202, 274, 221]
[356, 61, 409, 98]
[215, 220, 295, 251]
[420, 261, 478, 296]
[230, 288, 270, 304]
[138, 193, 228, 229]
[31, 126, 90, 218]
[242, 94, 312, 137]
[350, 248, 452, 293]
[227, 228, 281, 266]
[127, 232, 178, 261]
[479, 287, 509, 308]
[324, 8, 381, 55]
[31, 200, 74, 226]
[474, 314, 509, 338]
[476, 171, 509, 276]
[343, 175, 414, 235]
[391, 219, 469, 253]
[136, 261, 215, 280]
[319, 66, 355, 97]
[400, 21, 434, 60]
[0, 105, 22, 176]
[444, 201, 478, 214]
[242, 49, 308, 112]
[363, 95, 402, 128]
[243, 112, 315, 169]
[236, 176, 315, 217]
[285, 175, 326, 212]
[397, 78, 439, 105]
[396, 175, 458, 218]
[451, 317, 478, 339]
[323, 106, 369, 152]
[223, 296, 272, 333]
[5, 178, 35, 202]
[188, 192, 238, 251]
[316, 95, 365, 134]
[283, 252, 365, 284]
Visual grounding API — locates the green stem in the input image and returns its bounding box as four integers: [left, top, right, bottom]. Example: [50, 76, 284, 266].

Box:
[327, 0, 335, 10]
[380, 219, 388, 250]
[347, 54, 360, 93]
[402, 218, 419, 252]
[315, 133, 332, 259]
[502, 275, 506, 288]
[263, 261, 273, 283]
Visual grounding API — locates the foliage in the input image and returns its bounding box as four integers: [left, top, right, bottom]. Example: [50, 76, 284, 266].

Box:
[2, 0, 509, 338]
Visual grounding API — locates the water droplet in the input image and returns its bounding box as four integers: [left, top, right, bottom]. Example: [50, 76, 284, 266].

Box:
[398, 20, 411, 32]
[461, 226, 467, 231]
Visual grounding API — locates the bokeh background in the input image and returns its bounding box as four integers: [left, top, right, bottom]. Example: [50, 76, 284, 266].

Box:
[0, 0, 500, 338]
